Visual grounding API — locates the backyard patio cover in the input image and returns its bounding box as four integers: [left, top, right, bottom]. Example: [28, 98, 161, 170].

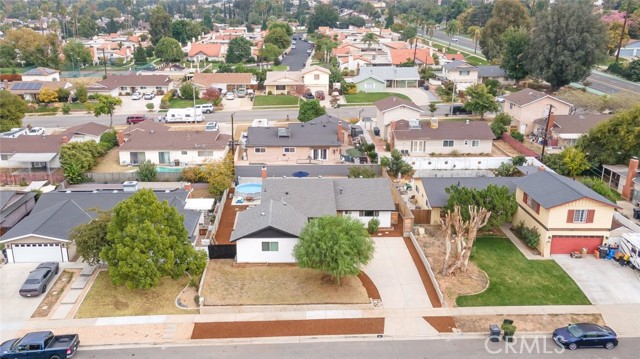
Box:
[9, 153, 57, 162]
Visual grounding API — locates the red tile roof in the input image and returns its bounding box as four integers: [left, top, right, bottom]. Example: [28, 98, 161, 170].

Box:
[389, 48, 434, 65]
[188, 43, 223, 57]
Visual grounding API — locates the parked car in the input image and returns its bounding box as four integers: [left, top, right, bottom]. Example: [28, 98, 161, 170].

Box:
[292, 45, 296, 49]
[26, 127, 45, 136]
[452, 37, 459, 42]
[0, 331, 79, 359]
[292, 40, 297, 44]
[315, 90, 326, 100]
[303, 93, 315, 100]
[19, 262, 59, 297]
[126, 115, 150, 125]
[143, 93, 155, 100]
[496, 95, 505, 103]
[205, 122, 219, 131]
[553, 323, 618, 350]
[131, 92, 142, 100]
[226, 92, 235, 100]
[451, 105, 472, 115]
[237, 88, 247, 98]
[195, 103, 215, 114]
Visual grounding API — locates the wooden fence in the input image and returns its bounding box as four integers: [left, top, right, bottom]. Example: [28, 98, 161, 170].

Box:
[412, 209, 432, 225]
[87, 172, 182, 183]
[207, 244, 236, 259]
[381, 171, 414, 236]
[0, 172, 65, 186]
[501, 133, 540, 158]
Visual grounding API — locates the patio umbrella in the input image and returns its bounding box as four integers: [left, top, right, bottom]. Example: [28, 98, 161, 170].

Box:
[292, 171, 310, 178]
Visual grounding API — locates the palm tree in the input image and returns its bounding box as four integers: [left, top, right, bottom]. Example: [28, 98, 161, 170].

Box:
[362, 32, 379, 50]
[468, 26, 481, 54]
[425, 21, 436, 39]
[445, 20, 459, 46]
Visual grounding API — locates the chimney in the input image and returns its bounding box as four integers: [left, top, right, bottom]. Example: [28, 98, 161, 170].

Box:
[622, 157, 639, 201]
[538, 166, 545, 172]
[184, 182, 192, 192]
[429, 117, 438, 129]
[261, 166, 267, 179]
[61, 136, 68, 144]
[546, 113, 555, 133]
[337, 121, 344, 144]
[117, 130, 125, 146]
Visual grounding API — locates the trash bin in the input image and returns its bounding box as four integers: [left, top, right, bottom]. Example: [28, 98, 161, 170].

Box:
[489, 324, 501, 342]
[633, 208, 640, 219]
[373, 127, 380, 136]
[599, 246, 609, 258]
[502, 319, 514, 326]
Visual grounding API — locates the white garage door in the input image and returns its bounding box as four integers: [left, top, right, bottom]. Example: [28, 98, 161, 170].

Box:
[10, 243, 64, 263]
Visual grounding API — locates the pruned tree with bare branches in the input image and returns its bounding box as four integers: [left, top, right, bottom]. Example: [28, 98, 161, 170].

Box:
[441, 205, 491, 276]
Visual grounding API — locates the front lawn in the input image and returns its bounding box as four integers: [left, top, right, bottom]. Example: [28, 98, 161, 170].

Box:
[466, 56, 489, 66]
[270, 65, 288, 71]
[254, 95, 299, 106]
[456, 236, 590, 307]
[201, 259, 369, 305]
[344, 92, 411, 103]
[75, 271, 195, 318]
[169, 98, 209, 108]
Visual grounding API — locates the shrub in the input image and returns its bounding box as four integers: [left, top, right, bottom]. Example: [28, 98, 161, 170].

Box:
[100, 130, 119, 150]
[61, 103, 71, 114]
[146, 103, 154, 110]
[510, 130, 524, 142]
[137, 160, 157, 182]
[495, 162, 517, 177]
[607, 61, 626, 77]
[511, 155, 526, 166]
[512, 221, 540, 249]
[267, 90, 273, 95]
[194, 294, 200, 306]
[367, 217, 380, 234]
[348, 166, 377, 178]
[182, 167, 207, 183]
[87, 94, 96, 100]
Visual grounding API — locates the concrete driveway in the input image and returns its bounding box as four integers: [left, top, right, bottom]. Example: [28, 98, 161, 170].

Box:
[0, 263, 52, 340]
[554, 255, 640, 304]
[117, 95, 162, 115]
[363, 237, 432, 309]
[384, 88, 436, 106]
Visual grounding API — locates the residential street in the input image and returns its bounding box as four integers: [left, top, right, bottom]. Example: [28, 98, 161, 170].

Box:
[75, 337, 639, 358]
[280, 33, 312, 71]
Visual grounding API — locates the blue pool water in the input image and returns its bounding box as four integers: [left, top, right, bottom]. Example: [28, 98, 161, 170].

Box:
[236, 183, 262, 194]
[157, 166, 183, 173]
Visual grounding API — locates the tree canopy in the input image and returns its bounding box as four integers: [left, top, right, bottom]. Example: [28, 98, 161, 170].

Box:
[225, 37, 253, 64]
[93, 94, 122, 128]
[149, 5, 172, 45]
[264, 27, 291, 50]
[154, 37, 184, 62]
[381, 149, 414, 178]
[294, 215, 374, 284]
[69, 210, 111, 265]
[0, 90, 28, 132]
[307, 4, 339, 32]
[102, 189, 207, 289]
[525, 0, 608, 89]
[444, 184, 517, 230]
[463, 84, 499, 119]
[576, 105, 640, 167]
[479, 0, 530, 62]
[500, 27, 530, 83]
[63, 40, 92, 67]
[298, 99, 326, 122]
[60, 141, 106, 184]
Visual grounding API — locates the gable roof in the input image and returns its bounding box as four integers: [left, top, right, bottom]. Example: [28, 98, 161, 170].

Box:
[388, 48, 434, 65]
[119, 130, 230, 151]
[442, 60, 475, 71]
[60, 122, 110, 137]
[352, 66, 420, 83]
[0, 135, 64, 154]
[0, 191, 36, 226]
[533, 114, 612, 135]
[503, 88, 571, 107]
[374, 96, 423, 113]
[230, 200, 307, 241]
[302, 65, 331, 75]
[89, 75, 172, 90]
[446, 53, 466, 62]
[245, 114, 342, 148]
[516, 170, 617, 208]
[332, 178, 396, 211]
[23, 67, 59, 76]
[419, 177, 518, 207]
[192, 72, 254, 87]
[477, 65, 507, 78]
[393, 119, 495, 141]
[264, 71, 303, 85]
[188, 43, 222, 57]
[1, 190, 199, 243]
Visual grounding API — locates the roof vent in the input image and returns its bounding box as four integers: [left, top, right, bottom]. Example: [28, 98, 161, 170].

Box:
[123, 181, 139, 192]
[277, 128, 290, 137]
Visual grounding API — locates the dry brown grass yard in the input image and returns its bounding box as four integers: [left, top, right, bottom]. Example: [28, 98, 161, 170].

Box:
[454, 314, 604, 333]
[202, 259, 370, 306]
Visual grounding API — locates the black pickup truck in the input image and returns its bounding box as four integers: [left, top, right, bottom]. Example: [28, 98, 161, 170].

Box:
[0, 331, 79, 359]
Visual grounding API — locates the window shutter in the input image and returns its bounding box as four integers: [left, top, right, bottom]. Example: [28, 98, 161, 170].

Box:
[535, 203, 540, 214]
[566, 210, 575, 223]
[523, 193, 528, 202]
[586, 210, 595, 223]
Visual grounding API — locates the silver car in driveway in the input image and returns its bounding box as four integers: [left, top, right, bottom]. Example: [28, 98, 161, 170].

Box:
[19, 262, 59, 297]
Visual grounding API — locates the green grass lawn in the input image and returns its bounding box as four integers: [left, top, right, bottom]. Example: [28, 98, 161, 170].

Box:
[466, 56, 489, 66]
[169, 98, 209, 108]
[254, 95, 299, 106]
[456, 236, 590, 307]
[0, 67, 33, 74]
[344, 92, 411, 103]
[270, 65, 288, 71]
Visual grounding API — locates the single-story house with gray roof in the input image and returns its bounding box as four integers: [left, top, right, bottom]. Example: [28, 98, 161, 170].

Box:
[350, 66, 419, 92]
[0, 189, 200, 263]
[391, 119, 495, 155]
[229, 177, 396, 263]
[476, 65, 512, 84]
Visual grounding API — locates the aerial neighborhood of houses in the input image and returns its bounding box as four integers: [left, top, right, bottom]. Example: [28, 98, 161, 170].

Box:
[1, 0, 640, 355]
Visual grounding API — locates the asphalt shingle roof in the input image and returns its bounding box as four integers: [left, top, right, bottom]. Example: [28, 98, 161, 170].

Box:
[393, 120, 495, 141]
[230, 200, 307, 241]
[516, 170, 617, 208]
[420, 177, 518, 207]
[245, 115, 342, 147]
[532, 114, 612, 134]
[333, 178, 396, 211]
[477, 65, 507, 78]
[351, 66, 420, 83]
[374, 97, 423, 113]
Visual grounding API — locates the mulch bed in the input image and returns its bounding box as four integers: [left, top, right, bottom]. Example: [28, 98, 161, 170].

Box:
[424, 316, 457, 333]
[357, 272, 381, 300]
[191, 318, 385, 339]
[402, 237, 443, 308]
[214, 188, 248, 245]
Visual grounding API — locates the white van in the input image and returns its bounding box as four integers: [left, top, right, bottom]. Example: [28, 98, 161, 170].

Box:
[195, 103, 214, 114]
[162, 108, 203, 123]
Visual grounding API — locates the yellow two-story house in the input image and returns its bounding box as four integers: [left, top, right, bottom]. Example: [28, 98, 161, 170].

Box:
[513, 170, 618, 257]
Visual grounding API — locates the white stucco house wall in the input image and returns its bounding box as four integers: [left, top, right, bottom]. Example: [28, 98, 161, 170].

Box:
[374, 97, 424, 140]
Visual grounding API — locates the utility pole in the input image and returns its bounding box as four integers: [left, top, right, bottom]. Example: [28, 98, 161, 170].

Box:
[449, 82, 457, 116]
[101, 49, 108, 79]
[230, 112, 235, 157]
[192, 81, 197, 123]
[615, 0, 632, 63]
[540, 104, 554, 161]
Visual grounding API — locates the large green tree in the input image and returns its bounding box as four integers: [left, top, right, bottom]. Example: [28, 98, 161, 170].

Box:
[77, 16, 98, 38]
[154, 37, 184, 62]
[69, 210, 111, 265]
[149, 5, 172, 45]
[444, 184, 517, 230]
[381, 149, 414, 178]
[60, 141, 106, 184]
[297, 99, 326, 122]
[0, 91, 28, 132]
[102, 189, 207, 289]
[133, 46, 147, 65]
[500, 27, 529, 83]
[525, 0, 608, 90]
[258, 43, 282, 63]
[490, 112, 513, 139]
[63, 40, 92, 67]
[93, 94, 122, 128]
[463, 84, 499, 119]
[294, 215, 374, 284]
[307, 4, 339, 32]
[225, 37, 253, 64]
[576, 105, 640, 167]
[268, 21, 293, 37]
[479, 0, 530, 62]
[264, 27, 291, 50]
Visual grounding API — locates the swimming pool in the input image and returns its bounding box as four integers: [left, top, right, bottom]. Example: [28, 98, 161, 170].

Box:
[236, 182, 262, 195]
[157, 166, 183, 173]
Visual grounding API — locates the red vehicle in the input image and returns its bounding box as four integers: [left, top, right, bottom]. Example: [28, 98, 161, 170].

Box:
[315, 90, 325, 100]
[126, 115, 150, 124]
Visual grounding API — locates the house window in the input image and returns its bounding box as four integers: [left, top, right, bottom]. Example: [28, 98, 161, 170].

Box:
[140, 86, 147, 90]
[312, 148, 327, 160]
[156, 86, 162, 90]
[158, 152, 171, 164]
[359, 210, 379, 217]
[120, 87, 127, 91]
[523, 193, 540, 213]
[198, 151, 214, 157]
[471, 140, 479, 147]
[573, 210, 588, 223]
[261, 242, 279, 251]
[0, 154, 10, 160]
[459, 70, 470, 76]
[181, 151, 188, 155]
[283, 147, 295, 153]
[32, 162, 46, 168]
[411, 141, 425, 152]
[254, 148, 266, 153]
[275, 85, 286, 91]
[443, 140, 454, 147]
[314, 74, 320, 80]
